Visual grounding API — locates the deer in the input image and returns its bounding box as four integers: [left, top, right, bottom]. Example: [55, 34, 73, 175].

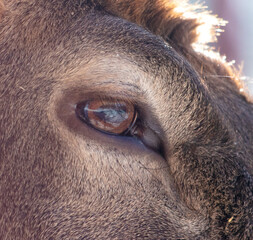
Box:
[0, 0, 252, 239]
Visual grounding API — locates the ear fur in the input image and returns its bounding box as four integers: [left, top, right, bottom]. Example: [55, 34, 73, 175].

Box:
[100, 0, 224, 48]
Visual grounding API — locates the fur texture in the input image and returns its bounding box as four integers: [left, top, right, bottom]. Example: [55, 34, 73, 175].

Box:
[0, 0, 252, 239]
[0, 0, 5, 20]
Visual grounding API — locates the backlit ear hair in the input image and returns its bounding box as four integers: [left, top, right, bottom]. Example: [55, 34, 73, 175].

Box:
[100, 0, 225, 48]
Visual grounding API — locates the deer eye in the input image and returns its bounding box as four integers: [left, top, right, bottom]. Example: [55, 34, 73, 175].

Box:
[76, 100, 137, 135]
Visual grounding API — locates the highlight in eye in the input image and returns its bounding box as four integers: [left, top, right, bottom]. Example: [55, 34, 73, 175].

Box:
[76, 100, 137, 135]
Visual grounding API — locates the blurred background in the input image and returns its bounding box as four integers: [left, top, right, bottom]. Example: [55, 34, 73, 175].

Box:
[192, 0, 253, 94]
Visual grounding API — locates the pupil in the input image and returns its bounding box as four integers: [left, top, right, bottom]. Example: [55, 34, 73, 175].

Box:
[94, 107, 128, 124]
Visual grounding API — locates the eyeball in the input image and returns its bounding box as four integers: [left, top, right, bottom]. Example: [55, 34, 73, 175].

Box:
[76, 100, 137, 135]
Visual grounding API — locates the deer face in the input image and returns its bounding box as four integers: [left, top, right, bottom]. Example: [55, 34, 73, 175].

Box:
[0, 1, 252, 239]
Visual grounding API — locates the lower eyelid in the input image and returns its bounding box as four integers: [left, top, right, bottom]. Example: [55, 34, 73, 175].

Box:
[74, 111, 150, 154]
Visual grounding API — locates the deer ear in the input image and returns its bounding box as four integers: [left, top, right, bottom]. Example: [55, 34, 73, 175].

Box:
[100, 0, 224, 48]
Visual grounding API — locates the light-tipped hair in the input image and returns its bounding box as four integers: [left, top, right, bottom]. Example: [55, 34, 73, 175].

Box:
[100, 0, 224, 48]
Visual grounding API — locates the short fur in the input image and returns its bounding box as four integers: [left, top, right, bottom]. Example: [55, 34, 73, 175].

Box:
[0, 0, 252, 239]
[0, 0, 5, 20]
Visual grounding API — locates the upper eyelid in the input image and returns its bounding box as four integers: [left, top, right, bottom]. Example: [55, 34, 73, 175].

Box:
[92, 81, 141, 91]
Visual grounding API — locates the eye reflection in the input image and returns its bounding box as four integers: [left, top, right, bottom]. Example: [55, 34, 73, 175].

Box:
[76, 100, 137, 135]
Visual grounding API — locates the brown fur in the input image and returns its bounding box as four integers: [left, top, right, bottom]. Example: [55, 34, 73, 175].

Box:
[100, 0, 200, 46]
[0, 0, 252, 239]
[0, 0, 5, 20]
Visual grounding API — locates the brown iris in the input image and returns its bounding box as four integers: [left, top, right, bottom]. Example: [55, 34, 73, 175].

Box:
[76, 100, 137, 135]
